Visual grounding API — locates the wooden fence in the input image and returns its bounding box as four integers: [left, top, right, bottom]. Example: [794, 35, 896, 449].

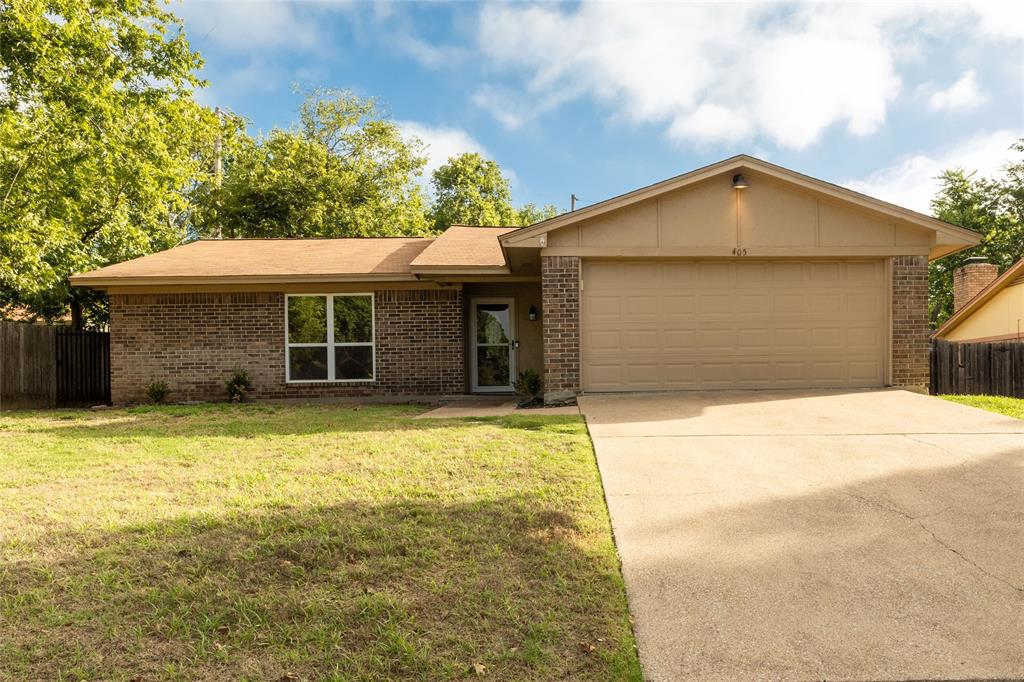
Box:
[1, 322, 57, 410]
[1, 322, 111, 410]
[55, 328, 111, 406]
[930, 339, 1024, 398]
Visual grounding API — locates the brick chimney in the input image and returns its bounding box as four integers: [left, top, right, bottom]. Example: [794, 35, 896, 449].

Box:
[953, 256, 998, 312]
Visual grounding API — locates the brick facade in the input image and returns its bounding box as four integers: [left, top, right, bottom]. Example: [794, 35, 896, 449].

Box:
[952, 260, 998, 312]
[891, 256, 929, 388]
[541, 256, 580, 402]
[107, 255, 934, 403]
[109, 289, 464, 405]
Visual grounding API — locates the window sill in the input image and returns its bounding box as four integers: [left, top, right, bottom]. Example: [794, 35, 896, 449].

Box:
[285, 379, 376, 385]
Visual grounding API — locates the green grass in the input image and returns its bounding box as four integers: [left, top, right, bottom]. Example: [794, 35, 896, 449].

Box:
[940, 394, 1024, 419]
[0, 404, 641, 681]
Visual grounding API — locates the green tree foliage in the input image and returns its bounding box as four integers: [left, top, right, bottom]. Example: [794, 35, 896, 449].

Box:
[516, 202, 560, 227]
[929, 140, 1023, 327]
[0, 0, 227, 326]
[430, 153, 517, 230]
[195, 89, 430, 239]
[429, 152, 559, 230]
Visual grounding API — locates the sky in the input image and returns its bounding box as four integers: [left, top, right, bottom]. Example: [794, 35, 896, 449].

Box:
[173, 0, 1024, 215]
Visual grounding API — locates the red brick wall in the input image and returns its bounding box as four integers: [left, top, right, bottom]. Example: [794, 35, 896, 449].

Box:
[109, 290, 464, 405]
[541, 256, 580, 402]
[953, 261, 998, 312]
[891, 256, 929, 388]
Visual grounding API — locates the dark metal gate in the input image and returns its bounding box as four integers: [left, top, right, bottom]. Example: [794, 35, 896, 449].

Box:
[55, 329, 111, 406]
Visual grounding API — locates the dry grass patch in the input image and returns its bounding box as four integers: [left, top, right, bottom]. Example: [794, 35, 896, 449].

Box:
[0, 404, 640, 681]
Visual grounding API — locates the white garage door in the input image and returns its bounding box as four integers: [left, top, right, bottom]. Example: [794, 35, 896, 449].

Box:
[582, 260, 887, 391]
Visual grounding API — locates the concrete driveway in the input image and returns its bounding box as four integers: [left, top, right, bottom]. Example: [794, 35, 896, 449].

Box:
[580, 389, 1024, 681]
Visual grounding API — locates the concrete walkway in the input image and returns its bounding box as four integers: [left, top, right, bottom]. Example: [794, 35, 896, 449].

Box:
[580, 389, 1024, 681]
[415, 396, 579, 418]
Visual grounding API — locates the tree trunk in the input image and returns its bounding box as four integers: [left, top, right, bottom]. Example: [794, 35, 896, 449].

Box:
[70, 296, 83, 331]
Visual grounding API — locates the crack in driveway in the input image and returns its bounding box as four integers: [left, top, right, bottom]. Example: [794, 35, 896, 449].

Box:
[840, 488, 1024, 594]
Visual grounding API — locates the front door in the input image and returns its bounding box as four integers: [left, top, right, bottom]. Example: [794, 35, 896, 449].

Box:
[471, 298, 516, 392]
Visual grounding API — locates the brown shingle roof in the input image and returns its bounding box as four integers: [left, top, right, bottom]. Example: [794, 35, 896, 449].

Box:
[71, 238, 434, 286]
[411, 225, 516, 271]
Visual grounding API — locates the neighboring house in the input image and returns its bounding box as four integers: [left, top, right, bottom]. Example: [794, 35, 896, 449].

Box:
[934, 258, 1024, 343]
[72, 155, 980, 405]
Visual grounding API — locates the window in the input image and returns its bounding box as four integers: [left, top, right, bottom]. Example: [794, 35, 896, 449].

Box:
[286, 294, 374, 382]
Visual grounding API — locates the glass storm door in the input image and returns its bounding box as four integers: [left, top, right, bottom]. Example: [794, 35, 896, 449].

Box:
[472, 299, 515, 392]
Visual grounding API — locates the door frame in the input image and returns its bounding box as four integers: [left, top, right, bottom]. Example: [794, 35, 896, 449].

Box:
[470, 297, 517, 393]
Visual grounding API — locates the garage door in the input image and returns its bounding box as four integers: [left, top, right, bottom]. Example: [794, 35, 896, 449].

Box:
[582, 260, 887, 391]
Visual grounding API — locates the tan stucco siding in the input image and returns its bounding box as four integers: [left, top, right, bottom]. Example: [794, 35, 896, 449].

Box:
[945, 278, 1024, 342]
[544, 172, 934, 256]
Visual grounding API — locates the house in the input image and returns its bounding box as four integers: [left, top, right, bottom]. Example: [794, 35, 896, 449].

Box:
[71, 155, 980, 405]
[933, 258, 1024, 343]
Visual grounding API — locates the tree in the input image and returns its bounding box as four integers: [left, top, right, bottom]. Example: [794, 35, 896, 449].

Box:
[195, 89, 430, 239]
[429, 153, 517, 230]
[516, 202, 560, 226]
[0, 0, 227, 327]
[929, 140, 1023, 327]
[428, 152, 559, 231]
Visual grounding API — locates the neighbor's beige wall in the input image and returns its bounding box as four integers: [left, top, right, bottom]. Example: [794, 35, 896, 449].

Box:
[546, 171, 933, 254]
[945, 278, 1024, 342]
[463, 282, 544, 389]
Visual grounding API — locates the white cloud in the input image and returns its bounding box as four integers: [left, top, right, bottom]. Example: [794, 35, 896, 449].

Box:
[668, 104, 753, 145]
[845, 129, 1022, 214]
[969, 1, 1024, 40]
[173, 0, 329, 53]
[471, 2, 1017, 150]
[392, 34, 465, 69]
[470, 84, 571, 131]
[928, 70, 987, 112]
[396, 121, 490, 186]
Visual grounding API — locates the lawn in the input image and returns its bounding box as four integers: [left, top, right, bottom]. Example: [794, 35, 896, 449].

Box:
[941, 394, 1024, 420]
[0, 404, 641, 681]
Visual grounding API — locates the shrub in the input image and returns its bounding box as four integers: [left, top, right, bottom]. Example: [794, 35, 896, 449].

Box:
[226, 369, 252, 402]
[513, 369, 542, 402]
[145, 380, 170, 404]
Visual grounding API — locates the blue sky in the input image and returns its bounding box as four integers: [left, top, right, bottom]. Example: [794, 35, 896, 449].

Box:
[174, 1, 1023, 214]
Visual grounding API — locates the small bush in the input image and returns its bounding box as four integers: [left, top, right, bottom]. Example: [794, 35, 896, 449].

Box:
[514, 369, 542, 403]
[145, 380, 170, 405]
[226, 369, 252, 402]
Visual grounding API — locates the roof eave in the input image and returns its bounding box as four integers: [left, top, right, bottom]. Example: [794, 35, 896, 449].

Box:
[69, 273, 421, 288]
[409, 266, 511, 276]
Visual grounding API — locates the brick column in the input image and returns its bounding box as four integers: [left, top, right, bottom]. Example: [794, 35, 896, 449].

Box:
[541, 256, 580, 403]
[891, 256, 929, 388]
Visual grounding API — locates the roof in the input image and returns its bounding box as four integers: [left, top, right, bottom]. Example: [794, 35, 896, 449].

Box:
[70, 238, 434, 287]
[501, 154, 981, 259]
[72, 154, 982, 290]
[410, 225, 517, 273]
[933, 259, 1024, 339]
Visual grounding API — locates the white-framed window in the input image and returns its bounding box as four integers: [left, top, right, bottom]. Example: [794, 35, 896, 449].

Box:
[285, 293, 375, 382]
